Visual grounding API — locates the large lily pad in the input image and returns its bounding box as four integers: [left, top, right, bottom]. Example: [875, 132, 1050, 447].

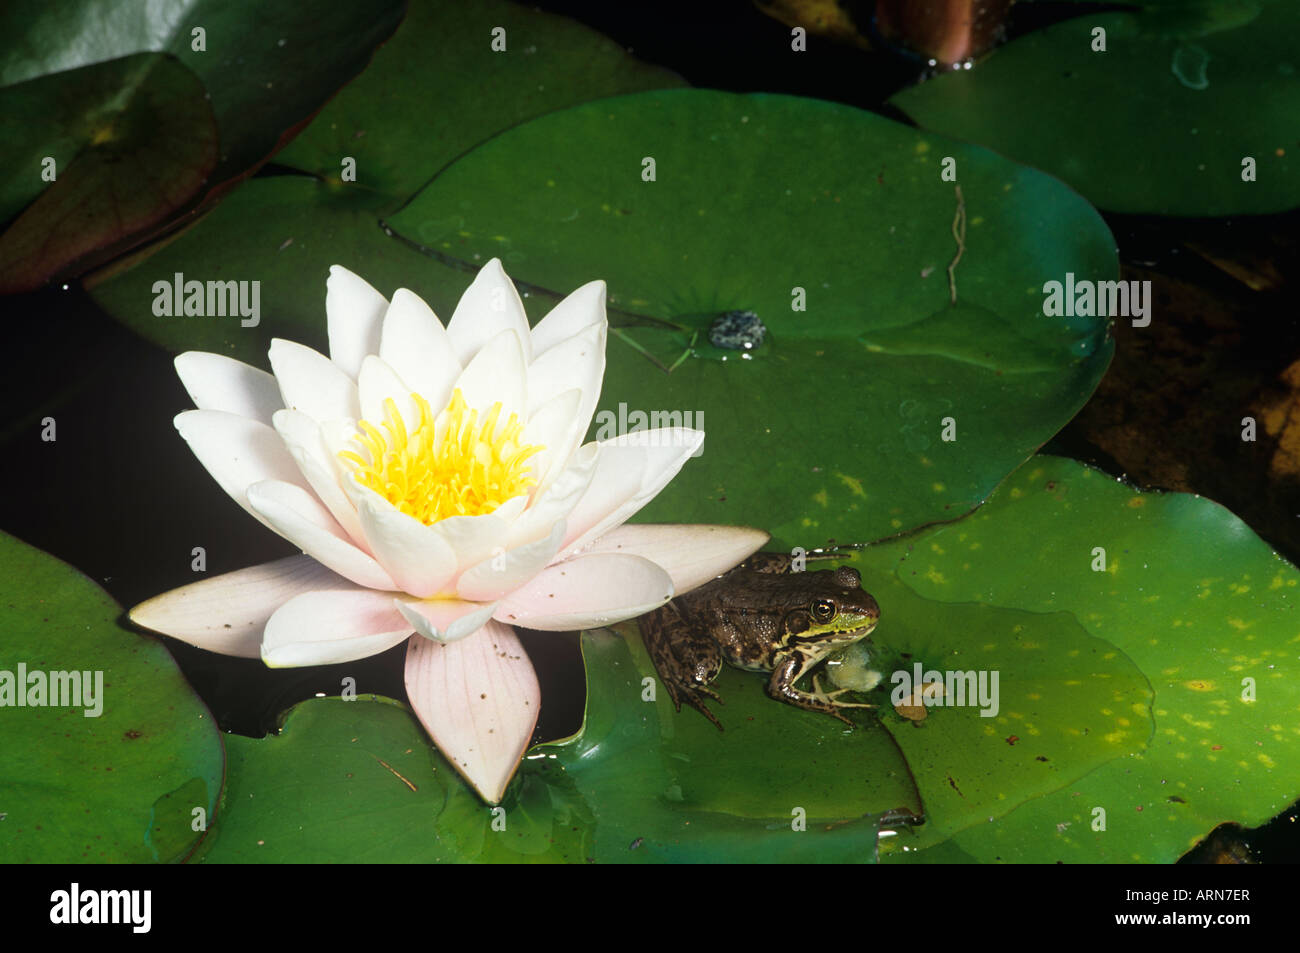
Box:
[387, 88, 1116, 547]
[0, 532, 223, 863]
[860, 456, 1300, 862]
[890, 0, 1299, 215]
[833, 566, 1153, 848]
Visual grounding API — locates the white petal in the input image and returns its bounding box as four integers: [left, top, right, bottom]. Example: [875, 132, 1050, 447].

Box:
[356, 354, 419, 431]
[457, 519, 566, 602]
[404, 621, 540, 804]
[396, 598, 499, 644]
[579, 524, 769, 596]
[493, 552, 673, 631]
[351, 487, 459, 597]
[507, 443, 598, 548]
[555, 441, 651, 550]
[563, 429, 705, 555]
[262, 588, 415, 666]
[129, 555, 343, 658]
[268, 338, 361, 421]
[326, 265, 387, 379]
[272, 409, 366, 546]
[431, 512, 511, 577]
[174, 352, 283, 426]
[379, 288, 461, 410]
[174, 410, 312, 531]
[450, 327, 527, 423]
[521, 387, 583, 495]
[446, 258, 532, 366]
[530, 279, 606, 356]
[526, 322, 605, 455]
[247, 480, 397, 590]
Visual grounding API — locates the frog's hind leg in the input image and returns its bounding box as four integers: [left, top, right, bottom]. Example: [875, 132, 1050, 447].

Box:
[675, 680, 726, 732]
[639, 602, 727, 731]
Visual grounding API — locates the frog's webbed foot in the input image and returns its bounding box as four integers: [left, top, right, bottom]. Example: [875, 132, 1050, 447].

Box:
[673, 684, 726, 732]
[811, 674, 877, 710]
[769, 661, 859, 727]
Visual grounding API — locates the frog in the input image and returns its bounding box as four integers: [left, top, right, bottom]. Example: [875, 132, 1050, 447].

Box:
[638, 552, 881, 730]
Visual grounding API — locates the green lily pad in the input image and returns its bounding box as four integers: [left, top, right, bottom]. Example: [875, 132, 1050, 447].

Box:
[0, 531, 222, 863]
[833, 566, 1153, 849]
[88, 0, 683, 364]
[538, 627, 913, 863]
[0, 53, 217, 292]
[864, 456, 1300, 862]
[386, 88, 1115, 548]
[890, 0, 1299, 215]
[199, 694, 593, 863]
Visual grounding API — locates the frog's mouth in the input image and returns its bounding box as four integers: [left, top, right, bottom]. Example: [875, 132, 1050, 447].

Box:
[827, 616, 879, 643]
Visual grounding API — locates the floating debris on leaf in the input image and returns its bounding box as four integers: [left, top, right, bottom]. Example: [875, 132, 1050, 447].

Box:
[709, 310, 766, 350]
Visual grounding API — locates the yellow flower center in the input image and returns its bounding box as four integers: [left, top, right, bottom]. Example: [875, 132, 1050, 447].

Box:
[339, 388, 543, 524]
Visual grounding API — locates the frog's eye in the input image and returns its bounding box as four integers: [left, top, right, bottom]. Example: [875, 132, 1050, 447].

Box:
[811, 599, 837, 624]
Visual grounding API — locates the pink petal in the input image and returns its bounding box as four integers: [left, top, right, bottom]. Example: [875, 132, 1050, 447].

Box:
[493, 552, 673, 631]
[396, 597, 499, 644]
[578, 523, 769, 596]
[129, 555, 345, 658]
[405, 621, 540, 804]
[262, 587, 416, 667]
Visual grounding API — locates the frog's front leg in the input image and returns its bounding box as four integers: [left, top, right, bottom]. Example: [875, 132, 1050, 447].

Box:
[811, 674, 877, 710]
[768, 654, 856, 727]
[638, 601, 727, 731]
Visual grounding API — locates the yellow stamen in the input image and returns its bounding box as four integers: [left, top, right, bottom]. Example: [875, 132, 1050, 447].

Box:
[339, 388, 543, 524]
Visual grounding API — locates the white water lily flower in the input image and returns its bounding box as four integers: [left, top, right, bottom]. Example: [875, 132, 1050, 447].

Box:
[131, 259, 767, 803]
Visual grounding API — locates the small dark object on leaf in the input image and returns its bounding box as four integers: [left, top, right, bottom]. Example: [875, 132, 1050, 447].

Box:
[709, 310, 766, 350]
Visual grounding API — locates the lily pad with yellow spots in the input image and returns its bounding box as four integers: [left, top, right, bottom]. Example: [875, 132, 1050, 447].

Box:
[859, 455, 1300, 863]
[835, 565, 1154, 850]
